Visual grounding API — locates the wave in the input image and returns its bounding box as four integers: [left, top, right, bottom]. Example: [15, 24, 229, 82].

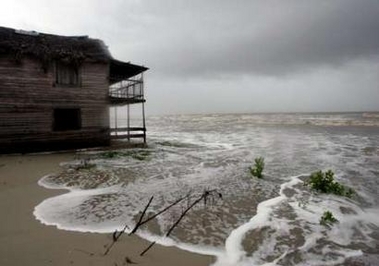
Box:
[145, 112, 379, 127]
[33, 115, 379, 265]
[212, 174, 379, 265]
[34, 170, 379, 266]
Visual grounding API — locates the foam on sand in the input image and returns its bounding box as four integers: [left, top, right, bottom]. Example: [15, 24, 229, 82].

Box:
[212, 174, 379, 266]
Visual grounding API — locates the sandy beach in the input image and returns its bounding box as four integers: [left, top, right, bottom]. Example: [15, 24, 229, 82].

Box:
[0, 152, 215, 266]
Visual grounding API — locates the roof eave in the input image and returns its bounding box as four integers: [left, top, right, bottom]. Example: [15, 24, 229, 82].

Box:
[109, 59, 148, 84]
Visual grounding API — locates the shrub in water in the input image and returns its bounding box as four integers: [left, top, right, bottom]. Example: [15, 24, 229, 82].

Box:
[306, 170, 355, 198]
[320, 211, 338, 226]
[249, 157, 265, 178]
[131, 150, 151, 161]
[100, 150, 151, 161]
[101, 151, 120, 158]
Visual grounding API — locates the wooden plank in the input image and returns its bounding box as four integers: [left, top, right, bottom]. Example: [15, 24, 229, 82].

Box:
[111, 134, 145, 139]
[109, 97, 145, 105]
[110, 127, 146, 132]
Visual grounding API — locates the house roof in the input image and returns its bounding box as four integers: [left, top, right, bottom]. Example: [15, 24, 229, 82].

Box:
[0, 26, 147, 81]
[109, 59, 148, 83]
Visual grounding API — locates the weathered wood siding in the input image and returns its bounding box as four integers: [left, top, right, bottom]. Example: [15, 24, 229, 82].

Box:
[0, 55, 110, 153]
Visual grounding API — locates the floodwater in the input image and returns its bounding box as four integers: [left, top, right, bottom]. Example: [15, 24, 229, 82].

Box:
[34, 112, 379, 265]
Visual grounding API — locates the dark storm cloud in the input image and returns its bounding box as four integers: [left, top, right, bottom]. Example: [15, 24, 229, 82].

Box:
[1, 0, 378, 114]
[3, 0, 378, 78]
[121, 0, 379, 77]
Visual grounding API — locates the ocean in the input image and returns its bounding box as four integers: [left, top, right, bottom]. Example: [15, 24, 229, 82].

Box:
[34, 112, 379, 265]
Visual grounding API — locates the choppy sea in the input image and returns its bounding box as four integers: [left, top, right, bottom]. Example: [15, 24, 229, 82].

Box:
[34, 112, 379, 266]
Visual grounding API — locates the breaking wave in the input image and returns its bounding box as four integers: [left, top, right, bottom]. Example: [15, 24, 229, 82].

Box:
[34, 113, 379, 265]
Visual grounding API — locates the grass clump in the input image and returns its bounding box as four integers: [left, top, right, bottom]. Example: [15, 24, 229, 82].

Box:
[101, 151, 120, 158]
[306, 170, 355, 198]
[157, 141, 186, 147]
[100, 150, 152, 161]
[320, 211, 338, 227]
[131, 150, 151, 161]
[249, 157, 265, 178]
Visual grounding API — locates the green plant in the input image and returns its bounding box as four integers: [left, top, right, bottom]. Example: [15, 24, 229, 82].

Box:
[101, 151, 120, 158]
[100, 150, 152, 161]
[131, 150, 151, 161]
[249, 157, 265, 178]
[320, 211, 338, 226]
[306, 170, 355, 198]
[345, 187, 355, 198]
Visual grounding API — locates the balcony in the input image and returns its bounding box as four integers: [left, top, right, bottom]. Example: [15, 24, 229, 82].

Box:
[108, 59, 148, 143]
[109, 77, 145, 105]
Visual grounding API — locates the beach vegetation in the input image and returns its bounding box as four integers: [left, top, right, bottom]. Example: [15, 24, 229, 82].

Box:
[131, 150, 151, 161]
[101, 151, 120, 158]
[100, 150, 151, 161]
[157, 141, 188, 148]
[306, 170, 355, 198]
[249, 157, 265, 178]
[320, 211, 338, 226]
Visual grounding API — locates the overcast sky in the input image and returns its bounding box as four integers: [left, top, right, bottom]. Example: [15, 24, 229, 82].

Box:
[1, 0, 379, 115]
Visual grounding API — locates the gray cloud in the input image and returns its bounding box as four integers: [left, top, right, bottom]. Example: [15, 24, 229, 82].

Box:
[125, 0, 379, 77]
[3, 0, 378, 77]
[1, 0, 378, 114]
[146, 58, 379, 114]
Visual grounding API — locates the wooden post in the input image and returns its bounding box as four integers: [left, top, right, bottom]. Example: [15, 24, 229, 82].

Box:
[114, 107, 118, 137]
[127, 104, 130, 142]
[142, 102, 146, 143]
[141, 73, 146, 143]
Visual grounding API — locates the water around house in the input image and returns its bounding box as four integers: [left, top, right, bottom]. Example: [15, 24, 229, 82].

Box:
[34, 112, 379, 265]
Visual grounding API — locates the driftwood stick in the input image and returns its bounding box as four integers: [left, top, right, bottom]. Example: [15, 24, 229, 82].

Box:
[130, 196, 154, 235]
[139, 191, 213, 256]
[104, 235, 118, 256]
[105, 190, 222, 257]
[139, 241, 156, 257]
[138, 194, 189, 227]
[104, 197, 153, 256]
[166, 193, 207, 237]
[105, 227, 129, 255]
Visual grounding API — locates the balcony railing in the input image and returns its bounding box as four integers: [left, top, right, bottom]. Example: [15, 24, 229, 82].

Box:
[109, 77, 144, 103]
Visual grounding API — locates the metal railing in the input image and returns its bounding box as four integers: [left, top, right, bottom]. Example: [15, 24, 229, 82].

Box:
[109, 78, 144, 100]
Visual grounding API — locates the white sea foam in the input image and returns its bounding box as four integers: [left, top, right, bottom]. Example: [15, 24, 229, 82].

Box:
[212, 176, 303, 266]
[33, 184, 124, 233]
[34, 113, 379, 265]
[212, 173, 379, 266]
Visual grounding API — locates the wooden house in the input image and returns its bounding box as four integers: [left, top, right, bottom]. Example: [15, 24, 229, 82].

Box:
[0, 26, 148, 153]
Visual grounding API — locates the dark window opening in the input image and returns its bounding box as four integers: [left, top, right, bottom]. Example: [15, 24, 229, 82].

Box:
[55, 61, 80, 86]
[53, 108, 81, 131]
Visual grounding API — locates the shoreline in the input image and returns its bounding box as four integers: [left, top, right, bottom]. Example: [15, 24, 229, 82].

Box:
[0, 152, 215, 266]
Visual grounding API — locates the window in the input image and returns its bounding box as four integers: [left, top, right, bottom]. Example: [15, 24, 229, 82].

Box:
[53, 108, 81, 131]
[55, 61, 80, 86]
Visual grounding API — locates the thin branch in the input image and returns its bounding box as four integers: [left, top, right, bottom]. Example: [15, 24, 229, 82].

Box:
[129, 196, 154, 235]
[166, 192, 207, 237]
[140, 190, 221, 256]
[139, 241, 156, 257]
[104, 190, 222, 257]
[124, 256, 138, 265]
[104, 224, 130, 255]
[137, 194, 189, 227]
[104, 232, 119, 256]
[104, 196, 153, 256]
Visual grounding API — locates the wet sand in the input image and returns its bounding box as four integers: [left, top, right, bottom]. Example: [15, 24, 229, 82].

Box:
[0, 152, 215, 266]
